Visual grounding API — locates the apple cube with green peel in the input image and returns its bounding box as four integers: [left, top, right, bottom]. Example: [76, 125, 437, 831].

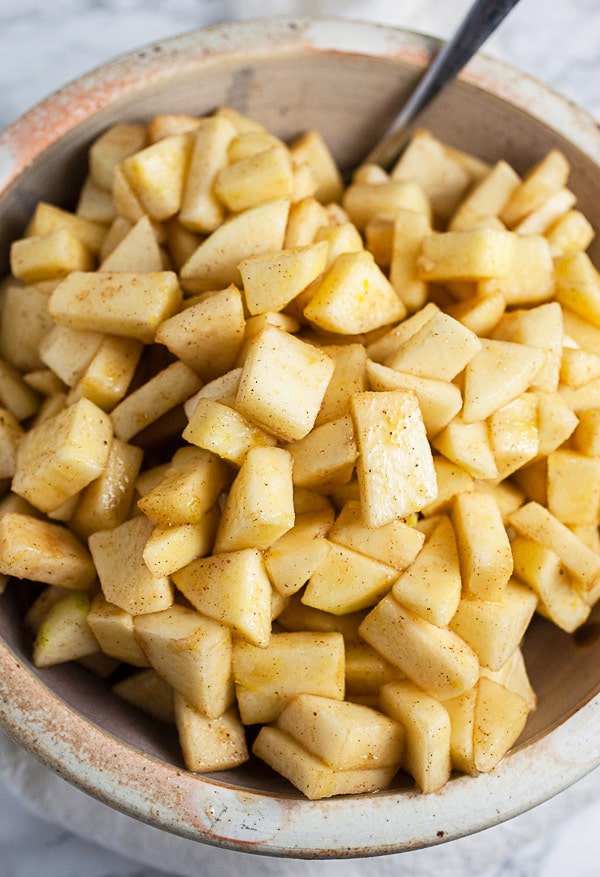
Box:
[33, 591, 99, 668]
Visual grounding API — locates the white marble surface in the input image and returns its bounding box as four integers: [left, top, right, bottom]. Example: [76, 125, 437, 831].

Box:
[1, 1, 600, 875]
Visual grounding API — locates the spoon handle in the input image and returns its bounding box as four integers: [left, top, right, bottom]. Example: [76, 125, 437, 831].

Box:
[364, 0, 522, 170]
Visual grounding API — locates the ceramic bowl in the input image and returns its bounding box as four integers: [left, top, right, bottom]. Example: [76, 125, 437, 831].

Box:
[1, 16, 600, 859]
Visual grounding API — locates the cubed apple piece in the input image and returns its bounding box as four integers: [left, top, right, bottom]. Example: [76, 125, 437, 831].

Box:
[183, 397, 277, 467]
[87, 594, 149, 667]
[492, 302, 563, 393]
[560, 347, 600, 389]
[343, 180, 430, 232]
[120, 132, 192, 220]
[178, 116, 237, 232]
[444, 687, 478, 775]
[488, 394, 539, 480]
[89, 514, 174, 615]
[89, 123, 148, 190]
[112, 668, 175, 724]
[263, 509, 333, 597]
[38, 324, 104, 387]
[304, 250, 406, 335]
[12, 397, 113, 513]
[284, 416, 358, 493]
[462, 339, 544, 423]
[276, 693, 404, 770]
[26, 201, 107, 254]
[180, 198, 290, 293]
[235, 325, 334, 442]
[367, 301, 440, 364]
[391, 129, 475, 220]
[239, 241, 328, 316]
[69, 439, 142, 539]
[48, 271, 182, 343]
[445, 291, 506, 337]
[380, 680, 451, 793]
[518, 182, 576, 231]
[156, 285, 245, 381]
[110, 360, 202, 442]
[534, 390, 579, 456]
[384, 309, 480, 382]
[175, 697, 248, 772]
[0, 281, 54, 373]
[315, 222, 364, 269]
[359, 593, 479, 700]
[417, 228, 515, 281]
[255, 724, 400, 799]
[214, 145, 294, 213]
[449, 580, 537, 671]
[10, 228, 94, 284]
[289, 129, 344, 204]
[329, 499, 424, 572]
[98, 215, 163, 272]
[480, 647, 537, 712]
[314, 343, 367, 426]
[137, 446, 230, 526]
[508, 501, 600, 602]
[32, 591, 99, 668]
[421, 457, 474, 517]
[172, 548, 272, 648]
[472, 677, 529, 773]
[351, 389, 438, 527]
[142, 509, 219, 578]
[510, 535, 591, 633]
[302, 541, 398, 615]
[345, 642, 402, 696]
[479, 235, 555, 306]
[573, 409, 600, 456]
[388, 208, 431, 312]
[546, 449, 600, 525]
[432, 416, 499, 481]
[392, 514, 461, 627]
[499, 149, 570, 228]
[133, 604, 234, 718]
[451, 491, 513, 601]
[366, 360, 463, 438]
[546, 209, 595, 256]
[213, 446, 294, 553]
[232, 631, 345, 724]
[0, 512, 95, 589]
[76, 175, 116, 224]
[0, 360, 40, 421]
[449, 160, 520, 230]
[67, 335, 143, 413]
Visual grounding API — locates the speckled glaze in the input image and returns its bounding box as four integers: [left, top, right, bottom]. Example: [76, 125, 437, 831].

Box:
[1, 17, 600, 860]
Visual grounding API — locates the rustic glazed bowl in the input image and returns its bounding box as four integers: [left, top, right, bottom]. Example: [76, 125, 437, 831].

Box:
[1, 16, 600, 860]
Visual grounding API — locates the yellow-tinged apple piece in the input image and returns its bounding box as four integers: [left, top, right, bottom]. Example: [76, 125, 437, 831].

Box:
[359, 593, 479, 700]
[48, 271, 182, 343]
[392, 514, 461, 627]
[172, 548, 272, 647]
[351, 389, 438, 527]
[180, 198, 290, 292]
[462, 339, 545, 423]
[304, 250, 406, 334]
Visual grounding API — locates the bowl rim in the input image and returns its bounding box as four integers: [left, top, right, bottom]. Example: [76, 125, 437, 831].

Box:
[1, 14, 600, 860]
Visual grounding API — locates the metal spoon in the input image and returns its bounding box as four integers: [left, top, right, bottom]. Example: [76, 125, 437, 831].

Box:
[361, 0, 523, 172]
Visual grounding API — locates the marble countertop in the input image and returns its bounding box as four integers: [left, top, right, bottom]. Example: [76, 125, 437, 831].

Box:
[1, 1, 600, 875]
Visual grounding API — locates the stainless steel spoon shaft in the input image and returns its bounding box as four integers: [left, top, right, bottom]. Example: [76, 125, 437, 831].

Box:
[363, 0, 522, 170]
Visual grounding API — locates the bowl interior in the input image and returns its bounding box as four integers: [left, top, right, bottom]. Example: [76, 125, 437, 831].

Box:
[1, 18, 600, 852]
